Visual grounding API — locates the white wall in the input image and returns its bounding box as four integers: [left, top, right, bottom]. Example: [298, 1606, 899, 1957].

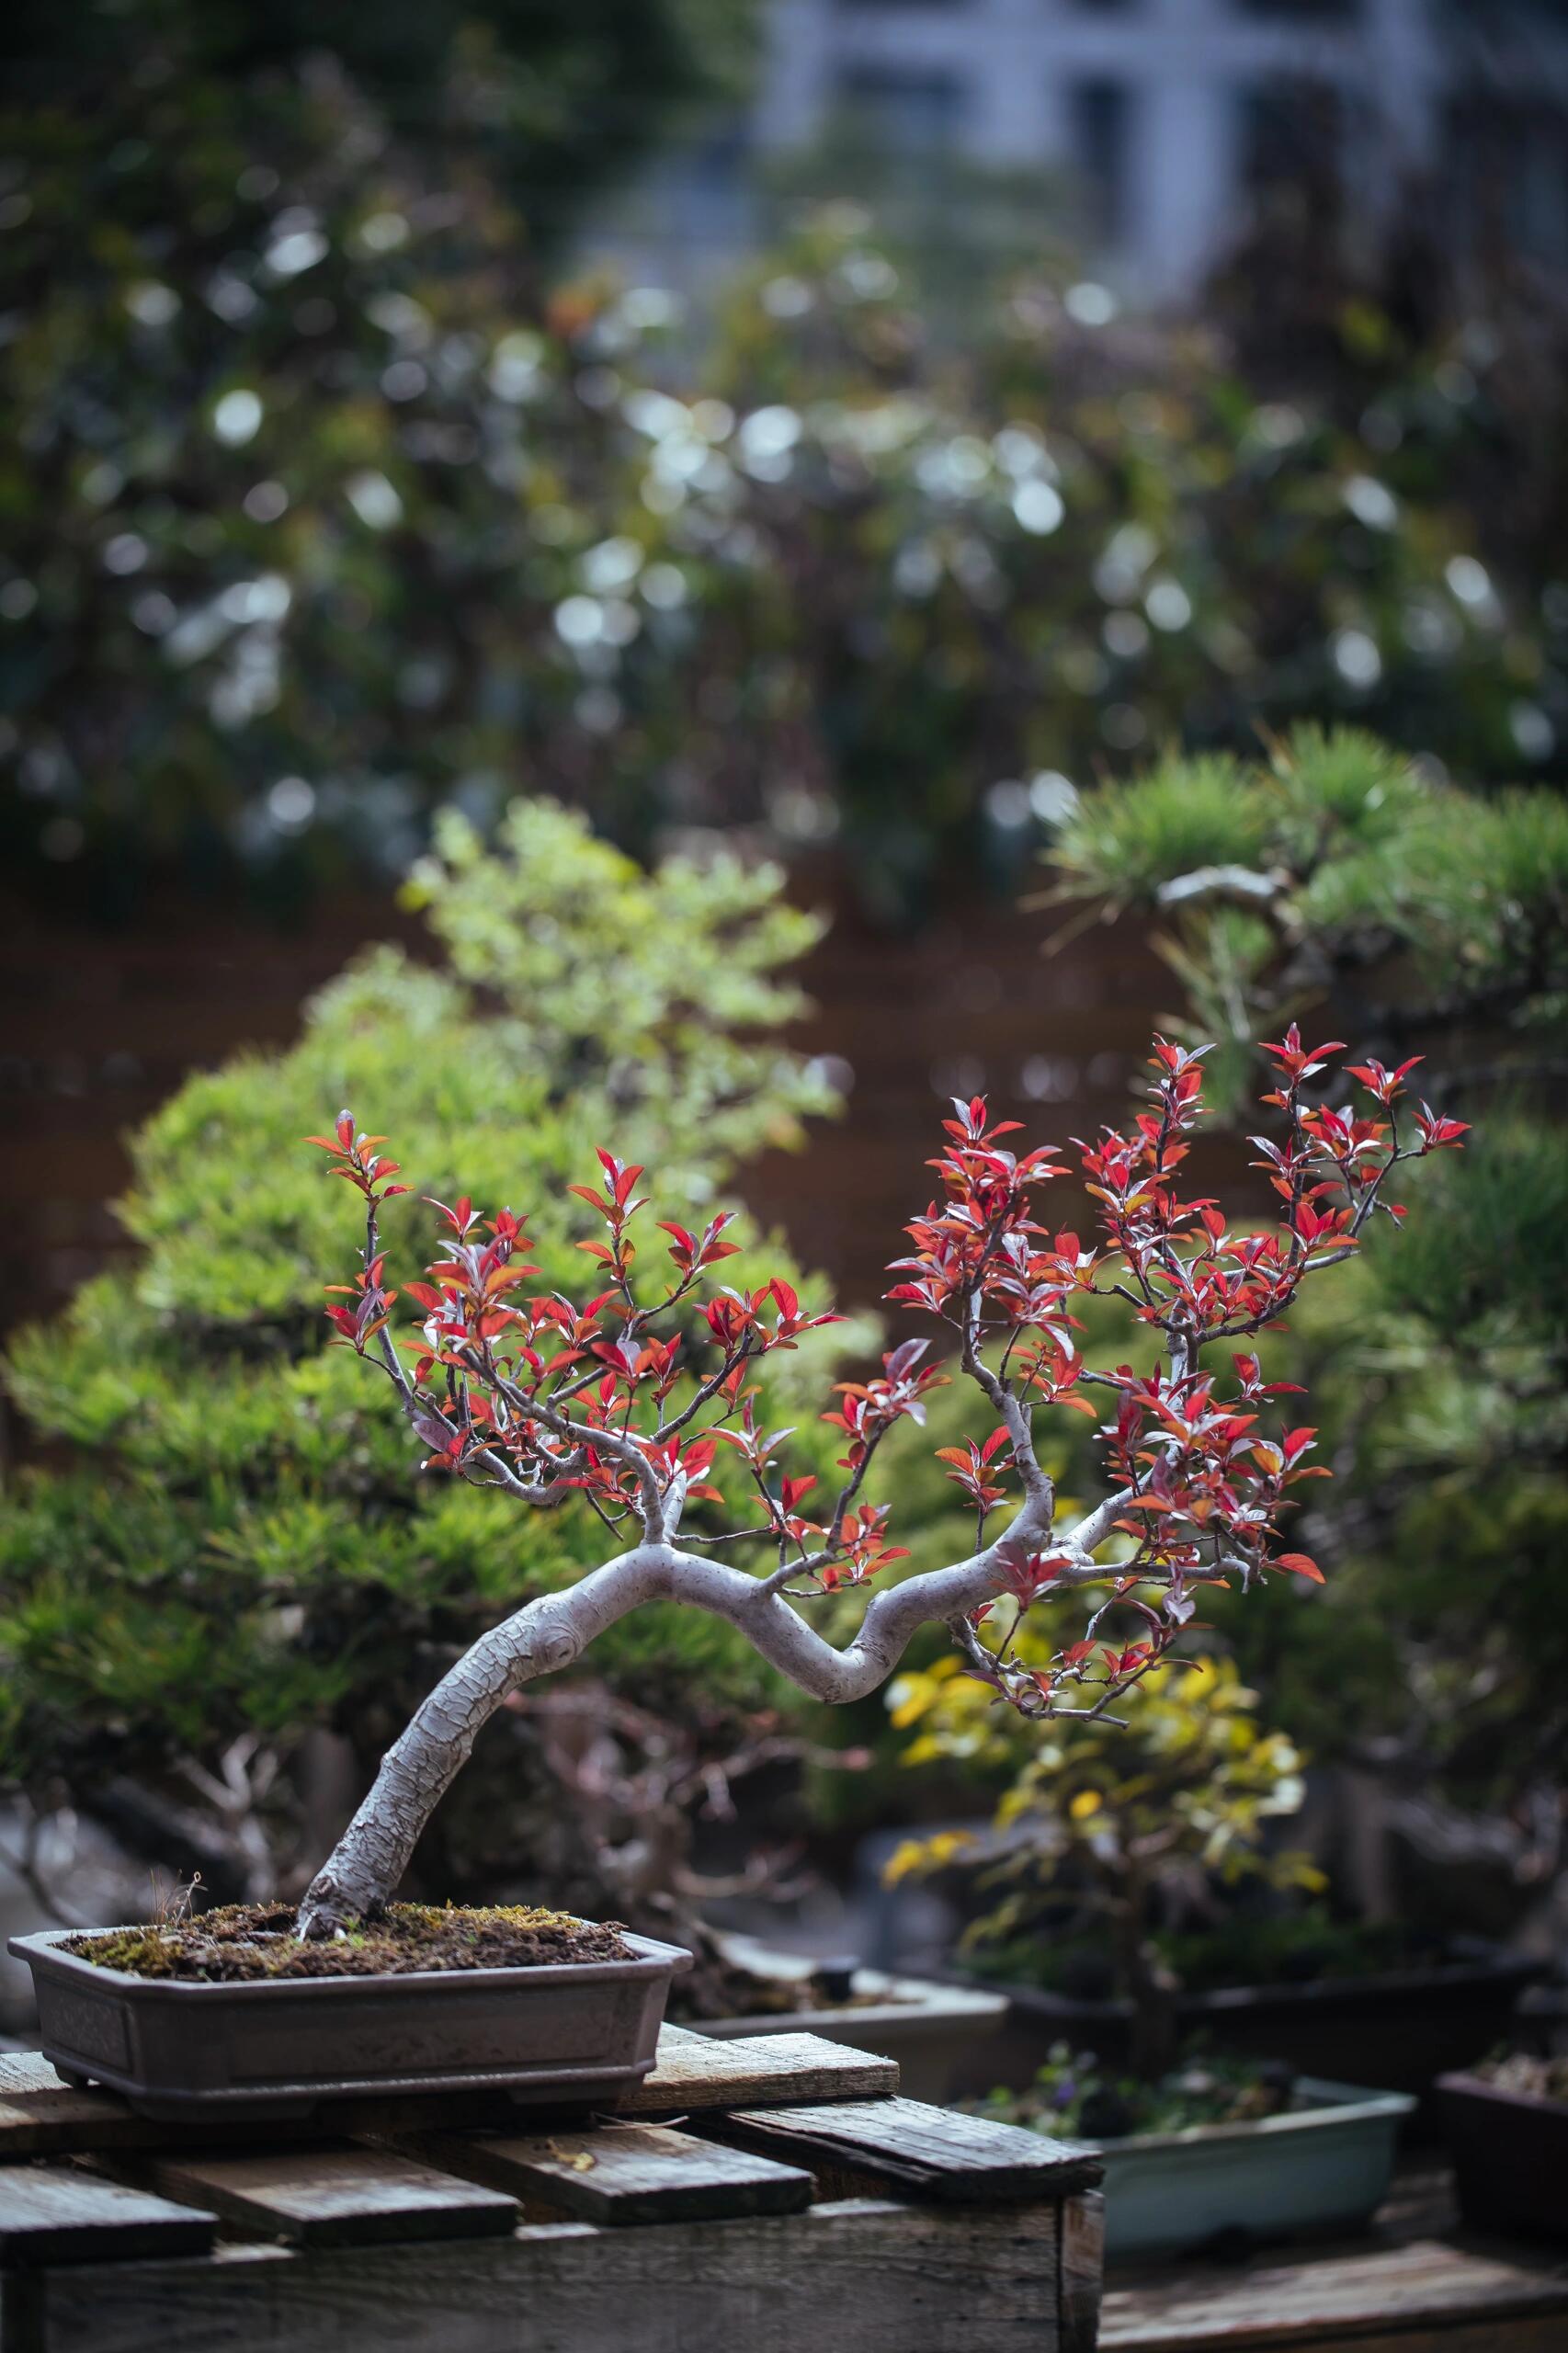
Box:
[754, 0, 1456, 301]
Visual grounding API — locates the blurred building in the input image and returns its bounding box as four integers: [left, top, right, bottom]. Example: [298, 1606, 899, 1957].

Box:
[597, 0, 1568, 305]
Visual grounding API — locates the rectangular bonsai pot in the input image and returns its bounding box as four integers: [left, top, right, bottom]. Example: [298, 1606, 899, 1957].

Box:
[697, 1934, 1007, 2105]
[1087, 2075, 1415, 2262]
[9, 1926, 691, 2121]
[1437, 2070, 1568, 2245]
[965, 1956, 1541, 2123]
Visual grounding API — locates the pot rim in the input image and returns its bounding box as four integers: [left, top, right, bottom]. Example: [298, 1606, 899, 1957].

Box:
[1437, 2068, 1568, 2120]
[1078, 2074, 1415, 2158]
[959, 1951, 1543, 2018]
[8, 1923, 693, 2001]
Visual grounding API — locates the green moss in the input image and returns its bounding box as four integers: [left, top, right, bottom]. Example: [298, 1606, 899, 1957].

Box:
[69, 1901, 621, 1982]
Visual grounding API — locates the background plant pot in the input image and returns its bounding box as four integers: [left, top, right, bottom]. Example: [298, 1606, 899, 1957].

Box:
[954, 1956, 1542, 2125]
[10, 1927, 691, 2120]
[697, 1935, 1007, 2104]
[1437, 2071, 1568, 2245]
[1089, 2076, 1415, 2262]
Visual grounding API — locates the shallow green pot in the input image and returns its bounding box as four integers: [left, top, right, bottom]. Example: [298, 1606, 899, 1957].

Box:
[1092, 2076, 1415, 2261]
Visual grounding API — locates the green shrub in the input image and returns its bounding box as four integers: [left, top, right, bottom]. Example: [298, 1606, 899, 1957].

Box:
[0, 803, 863, 1915]
[1044, 731, 1568, 1837]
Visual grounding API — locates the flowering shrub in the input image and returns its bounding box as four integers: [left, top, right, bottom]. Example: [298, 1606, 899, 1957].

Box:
[299, 1025, 1465, 1931]
[885, 1654, 1321, 2077]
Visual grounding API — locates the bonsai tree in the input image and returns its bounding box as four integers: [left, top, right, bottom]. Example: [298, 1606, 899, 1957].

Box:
[884, 1654, 1321, 2081]
[294, 1024, 1467, 1935]
[0, 800, 852, 1978]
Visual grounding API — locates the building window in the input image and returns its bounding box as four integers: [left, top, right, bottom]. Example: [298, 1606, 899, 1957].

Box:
[1067, 78, 1131, 246]
[836, 65, 967, 151]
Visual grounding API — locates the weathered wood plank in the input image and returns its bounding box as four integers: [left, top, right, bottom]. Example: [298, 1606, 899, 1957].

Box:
[0, 2058, 155, 2161]
[105, 2143, 517, 2249]
[40, 2197, 1069, 2353]
[1059, 2191, 1105, 2353]
[0, 2061, 80, 2098]
[614, 2027, 899, 2114]
[704, 2096, 1103, 2205]
[396, 2120, 812, 2226]
[1101, 2315, 1568, 2353]
[0, 2029, 897, 2160]
[1098, 2233, 1568, 2347]
[0, 2165, 214, 2269]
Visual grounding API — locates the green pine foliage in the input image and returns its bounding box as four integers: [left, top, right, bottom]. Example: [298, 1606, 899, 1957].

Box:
[0, 804, 863, 1897]
[1044, 729, 1568, 1830]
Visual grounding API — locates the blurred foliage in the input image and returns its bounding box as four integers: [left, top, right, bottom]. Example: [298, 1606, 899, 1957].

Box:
[757, 128, 1080, 351]
[0, 0, 756, 915]
[0, 802, 871, 1916]
[886, 1656, 1318, 2075]
[1152, 1903, 1432, 1998]
[649, 209, 1568, 922]
[3, 0, 755, 251]
[5, 72, 1566, 924]
[1046, 729, 1568, 1832]
[978, 2045, 1291, 2143]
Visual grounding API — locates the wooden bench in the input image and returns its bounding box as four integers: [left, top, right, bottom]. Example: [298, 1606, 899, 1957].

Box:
[0, 2029, 1103, 2352]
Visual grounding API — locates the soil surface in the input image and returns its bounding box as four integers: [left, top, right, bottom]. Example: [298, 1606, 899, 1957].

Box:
[667, 1954, 889, 2022]
[67, 1902, 635, 1982]
[1474, 2051, 1568, 2101]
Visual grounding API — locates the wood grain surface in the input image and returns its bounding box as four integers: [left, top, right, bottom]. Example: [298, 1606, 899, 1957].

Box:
[0, 2164, 214, 2269]
[103, 2143, 518, 2248]
[395, 2119, 812, 2226]
[38, 2197, 1065, 2353]
[703, 2095, 1103, 2204]
[0, 2028, 898, 2159]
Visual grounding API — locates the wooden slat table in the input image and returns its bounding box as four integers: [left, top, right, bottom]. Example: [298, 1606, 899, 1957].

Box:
[0, 2029, 1103, 2353]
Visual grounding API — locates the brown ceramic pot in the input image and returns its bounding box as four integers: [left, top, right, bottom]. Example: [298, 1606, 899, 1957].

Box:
[10, 1924, 691, 2120]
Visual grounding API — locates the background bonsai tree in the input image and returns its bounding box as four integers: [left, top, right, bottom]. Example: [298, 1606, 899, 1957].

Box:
[0, 801, 855, 1996]
[884, 1654, 1320, 2081]
[293, 1020, 1467, 1936]
[1043, 727, 1567, 1931]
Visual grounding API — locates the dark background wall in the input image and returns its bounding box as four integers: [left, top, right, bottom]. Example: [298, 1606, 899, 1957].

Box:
[0, 864, 1168, 1373]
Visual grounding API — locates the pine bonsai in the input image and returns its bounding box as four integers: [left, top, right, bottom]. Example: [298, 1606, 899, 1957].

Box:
[1043, 725, 1567, 1856]
[296, 1026, 1467, 1935]
[0, 801, 847, 1958]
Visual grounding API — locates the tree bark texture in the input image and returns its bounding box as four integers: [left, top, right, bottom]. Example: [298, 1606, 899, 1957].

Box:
[298, 1484, 1085, 1934]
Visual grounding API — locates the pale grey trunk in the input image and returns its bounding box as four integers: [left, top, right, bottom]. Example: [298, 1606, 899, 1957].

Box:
[297, 1483, 1085, 1936]
[297, 1577, 631, 1935]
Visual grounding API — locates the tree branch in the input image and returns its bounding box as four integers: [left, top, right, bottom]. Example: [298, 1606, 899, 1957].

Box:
[299, 1477, 1063, 1931]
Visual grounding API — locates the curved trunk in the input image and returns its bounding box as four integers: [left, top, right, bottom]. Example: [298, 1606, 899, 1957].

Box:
[298, 1570, 641, 1934]
[299, 1495, 1059, 1936]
